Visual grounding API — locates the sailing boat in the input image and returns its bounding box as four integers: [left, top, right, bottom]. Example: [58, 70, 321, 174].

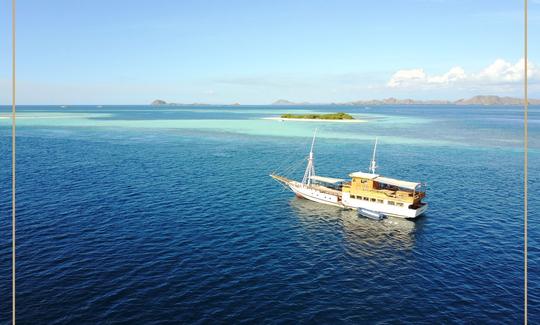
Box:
[270, 132, 428, 219]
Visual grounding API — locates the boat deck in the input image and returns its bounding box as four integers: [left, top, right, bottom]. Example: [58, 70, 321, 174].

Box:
[308, 184, 342, 197]
[270, 175, 342, 197]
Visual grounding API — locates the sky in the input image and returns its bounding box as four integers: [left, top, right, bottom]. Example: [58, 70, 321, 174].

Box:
[0, 0, 539, 104]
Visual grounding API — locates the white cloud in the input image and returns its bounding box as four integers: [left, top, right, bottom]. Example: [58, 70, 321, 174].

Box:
[387, 58, 538, 89]
[427, 66, 466, 84]
[475, 58, 536, 82]
[387, 69, 427, 87]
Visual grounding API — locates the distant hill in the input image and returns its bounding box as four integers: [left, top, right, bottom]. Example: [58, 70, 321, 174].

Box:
[150, 99, 211, 106]
[272, 99, 311, 105]
[454, 95, 540, 105]
[152, 95, 539, 107]
[271, 95, 540, 106]
[151, 99, 167, 105]
[341, 98, 452, 105]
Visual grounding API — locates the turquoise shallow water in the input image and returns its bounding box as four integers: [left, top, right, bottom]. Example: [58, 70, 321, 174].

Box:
[0, 104, 538, 323]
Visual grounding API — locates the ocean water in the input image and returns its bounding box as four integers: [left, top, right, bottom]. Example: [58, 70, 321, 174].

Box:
[0, 104, 538, 324]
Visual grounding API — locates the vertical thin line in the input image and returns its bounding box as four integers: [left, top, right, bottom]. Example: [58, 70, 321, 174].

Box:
[11, 0, 16, 324]
[524, 0, 528, 324]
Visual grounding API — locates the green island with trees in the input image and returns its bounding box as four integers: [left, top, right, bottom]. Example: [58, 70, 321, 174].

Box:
[280, 112, 354, 120]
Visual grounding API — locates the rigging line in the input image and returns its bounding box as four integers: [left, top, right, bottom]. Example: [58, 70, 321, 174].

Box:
[280, 157, 308, 178]
[12, 0, 16, 323]
[272, 153, 307, 176]
[281, 157, 306, 175]
[270, 156, 291, 176]
[272, 155, 305, 177]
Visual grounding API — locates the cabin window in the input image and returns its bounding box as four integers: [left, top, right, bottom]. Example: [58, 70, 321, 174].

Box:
[370, 198, 376, 202]
[388, 201, 395, 205]
[377, 199, 383, 203]
[351, 195, 356, 199]
[361, 179, 367, 183]
[363, 197, 369, 201]
[396, 202, 404, 207]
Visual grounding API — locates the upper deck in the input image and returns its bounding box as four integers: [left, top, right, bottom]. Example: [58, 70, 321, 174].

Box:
[343, 172, 425, 204]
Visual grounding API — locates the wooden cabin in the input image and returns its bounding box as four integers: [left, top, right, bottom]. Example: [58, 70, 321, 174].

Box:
[342, 172, 425, 208]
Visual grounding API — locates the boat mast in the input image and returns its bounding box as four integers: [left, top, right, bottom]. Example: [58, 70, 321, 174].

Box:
[302, 129, 317, 186]
[369, 137, 378, 174]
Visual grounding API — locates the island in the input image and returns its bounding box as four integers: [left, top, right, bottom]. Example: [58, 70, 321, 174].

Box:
[151, 99, 167, 105]
[280, 112, 354, 120]
[150, 99, 211, 106]
[263, 112, 365, 123]
[272, 99, 311, 105]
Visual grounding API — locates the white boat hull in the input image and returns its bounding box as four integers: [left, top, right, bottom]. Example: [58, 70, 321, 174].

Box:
[289, 182, 343, 208]
[342, 192, 427, 219]
[286, 181, 427, 219]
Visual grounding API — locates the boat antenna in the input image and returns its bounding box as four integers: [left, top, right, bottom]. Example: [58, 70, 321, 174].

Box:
[302, 129, 317, 186]
[369, 137, 378, 174]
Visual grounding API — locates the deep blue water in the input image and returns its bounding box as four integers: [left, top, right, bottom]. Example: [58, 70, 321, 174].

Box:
[0, 105, 538, 324]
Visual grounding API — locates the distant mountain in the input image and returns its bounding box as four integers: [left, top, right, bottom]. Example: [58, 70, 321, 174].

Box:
[271, 95, 540, 106]
[272, 99, 313, 105]
[454, 95, 540, 105]
[154, 95, 539, 107]
[150, 99, 211, 106]
[151, 99, 167, 105]
[341, 97, 452, 105]
[272, 99, 299, 105]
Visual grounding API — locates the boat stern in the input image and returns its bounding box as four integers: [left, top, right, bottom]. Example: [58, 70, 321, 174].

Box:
[410, 203, 428, 218]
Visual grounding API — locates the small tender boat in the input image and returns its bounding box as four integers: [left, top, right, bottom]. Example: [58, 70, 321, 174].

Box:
[358, 208, 385, 221]
[270, 131, 428, 219]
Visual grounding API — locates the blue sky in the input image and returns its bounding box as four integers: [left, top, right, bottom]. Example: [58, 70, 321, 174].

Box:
[0, 0, 539, 104]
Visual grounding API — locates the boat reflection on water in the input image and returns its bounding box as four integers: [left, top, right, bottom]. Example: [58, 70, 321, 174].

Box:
[289, 197, 421, 256]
